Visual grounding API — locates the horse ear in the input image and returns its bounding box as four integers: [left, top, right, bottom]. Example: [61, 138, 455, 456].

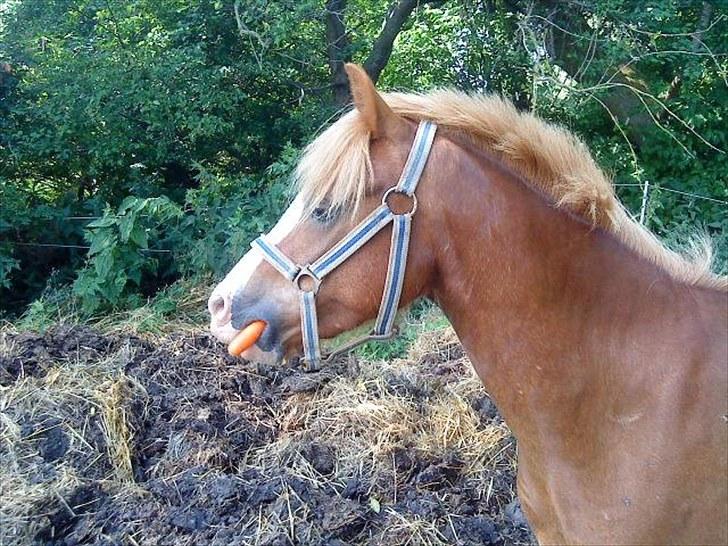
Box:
[345, 63, 406, 139]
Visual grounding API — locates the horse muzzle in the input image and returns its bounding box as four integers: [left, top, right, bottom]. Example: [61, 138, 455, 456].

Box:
[208, 290, 286, 363]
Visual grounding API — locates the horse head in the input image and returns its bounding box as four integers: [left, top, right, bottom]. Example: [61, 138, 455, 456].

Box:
[208, 65, 443, 366]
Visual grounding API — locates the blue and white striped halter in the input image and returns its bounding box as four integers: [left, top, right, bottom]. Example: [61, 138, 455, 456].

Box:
[252, 121, 437, 370]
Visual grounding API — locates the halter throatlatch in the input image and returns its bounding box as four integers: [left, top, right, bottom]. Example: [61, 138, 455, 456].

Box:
[252, 120, 437, 370]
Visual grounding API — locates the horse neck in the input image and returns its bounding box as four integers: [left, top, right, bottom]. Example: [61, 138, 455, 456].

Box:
[426, 138, 695, 448]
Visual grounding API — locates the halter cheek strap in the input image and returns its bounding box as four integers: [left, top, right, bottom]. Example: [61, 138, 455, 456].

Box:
[252, 120, 437, 370]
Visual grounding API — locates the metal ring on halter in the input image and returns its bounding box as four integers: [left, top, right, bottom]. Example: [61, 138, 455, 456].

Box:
[382, 186, 418, 217]
[294, 266, 322, 295]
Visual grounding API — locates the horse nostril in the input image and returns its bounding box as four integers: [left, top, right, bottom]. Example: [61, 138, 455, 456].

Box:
[208, 293, 230, 323]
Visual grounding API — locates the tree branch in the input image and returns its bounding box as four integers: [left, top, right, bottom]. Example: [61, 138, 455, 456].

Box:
[325, 0, 445, 105]
[234, 0, 267, 70]
[538, 2, 719, 151]
[363, 0, 420, 83]
[663, 1, 714, 102]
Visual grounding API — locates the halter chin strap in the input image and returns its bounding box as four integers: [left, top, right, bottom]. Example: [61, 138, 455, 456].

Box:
[252, 120, 437, 370]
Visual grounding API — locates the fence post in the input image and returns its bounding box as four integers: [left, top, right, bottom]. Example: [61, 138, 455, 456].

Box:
[639, 180, 651, 225]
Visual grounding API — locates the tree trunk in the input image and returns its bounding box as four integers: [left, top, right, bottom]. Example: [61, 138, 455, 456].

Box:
[363, 0, 421, 83]
[325, 0, 442, 106]
[325, 0, 352, 106]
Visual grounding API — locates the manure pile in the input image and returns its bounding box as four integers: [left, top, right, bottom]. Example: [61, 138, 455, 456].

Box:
[0, 325, 534, 545]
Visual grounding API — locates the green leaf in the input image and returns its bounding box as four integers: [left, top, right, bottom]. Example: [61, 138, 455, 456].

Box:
[129, 225, 149, 248]
[88, 232, 116, 256]
[118, 214, 135, 243]
[127, 266, 142, 286]
[87, 216, 116, 229]
[94, 249, 114, 278]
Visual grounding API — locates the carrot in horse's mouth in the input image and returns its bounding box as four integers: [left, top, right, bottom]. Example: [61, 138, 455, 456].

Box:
[228, 321, 266, 356]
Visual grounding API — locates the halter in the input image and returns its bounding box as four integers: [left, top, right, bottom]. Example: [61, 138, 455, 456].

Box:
[252, 120, 437, 370]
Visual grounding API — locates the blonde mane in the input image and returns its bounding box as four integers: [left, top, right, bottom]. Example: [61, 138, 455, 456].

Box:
[295, 90, 726, 291]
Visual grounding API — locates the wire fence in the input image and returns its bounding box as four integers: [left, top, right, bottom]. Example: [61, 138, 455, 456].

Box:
[612, 184, 728, 205]
[3, 183, 725, 255]
[9, 242, 171, 253]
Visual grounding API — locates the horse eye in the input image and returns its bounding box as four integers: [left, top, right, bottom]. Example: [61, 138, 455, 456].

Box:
[312, 204, 340, 223]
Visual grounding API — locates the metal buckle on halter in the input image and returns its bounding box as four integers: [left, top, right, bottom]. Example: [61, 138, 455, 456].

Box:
[294, 266, 322, 295]
[382, 186, 418, 217]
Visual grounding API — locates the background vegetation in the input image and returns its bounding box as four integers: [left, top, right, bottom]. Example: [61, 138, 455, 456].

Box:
[1, 0, 726, 320]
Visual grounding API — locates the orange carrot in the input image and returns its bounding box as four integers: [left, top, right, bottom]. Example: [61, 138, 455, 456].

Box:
[228, 320, 266, 357]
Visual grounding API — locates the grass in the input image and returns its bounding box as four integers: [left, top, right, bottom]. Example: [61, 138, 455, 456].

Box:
[12, 275, 213, 337]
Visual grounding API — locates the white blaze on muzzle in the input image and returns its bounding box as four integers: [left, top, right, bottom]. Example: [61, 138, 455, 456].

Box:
[253, 121, 437, 370]
[208, 198, 306, 348]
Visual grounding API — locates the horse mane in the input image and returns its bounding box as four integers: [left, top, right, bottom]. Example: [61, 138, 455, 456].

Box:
[295, 90, 727, 291]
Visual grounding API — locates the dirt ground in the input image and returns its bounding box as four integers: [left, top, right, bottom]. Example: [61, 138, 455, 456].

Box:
[0, 324, 535, 546]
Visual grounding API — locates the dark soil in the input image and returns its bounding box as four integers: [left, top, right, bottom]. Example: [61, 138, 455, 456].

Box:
[0, 326, 124, 386]
[1, 326, 535, 546]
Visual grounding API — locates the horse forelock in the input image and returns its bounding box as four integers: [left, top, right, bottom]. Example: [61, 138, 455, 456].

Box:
[294, 109, 372, 218]
[294, 90, 726, 291]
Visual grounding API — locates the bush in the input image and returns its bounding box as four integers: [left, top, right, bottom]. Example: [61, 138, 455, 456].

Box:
[72, 196, 183, 313]
[0, 180, 100, 308]
[68, 145, 297, 315]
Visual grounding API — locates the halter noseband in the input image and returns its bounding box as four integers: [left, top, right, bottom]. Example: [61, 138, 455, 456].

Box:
[252, 121, 437, 370]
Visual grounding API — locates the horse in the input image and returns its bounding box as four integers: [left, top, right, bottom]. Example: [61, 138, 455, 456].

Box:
[208, 64, 728, 545]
